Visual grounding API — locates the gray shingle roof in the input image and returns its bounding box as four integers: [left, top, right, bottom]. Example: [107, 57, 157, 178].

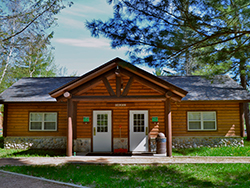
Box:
[1, 75, 250, 102]
[159, 75, 250, 101]
[0, 77, 77, 102]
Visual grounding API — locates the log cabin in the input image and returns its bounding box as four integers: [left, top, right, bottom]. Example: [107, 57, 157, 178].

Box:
[1, 57, 250, 157]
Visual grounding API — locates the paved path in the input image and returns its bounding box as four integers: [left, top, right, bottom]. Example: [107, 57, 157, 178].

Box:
[1, 156, 250, 166]
[0, 170, 88, 188]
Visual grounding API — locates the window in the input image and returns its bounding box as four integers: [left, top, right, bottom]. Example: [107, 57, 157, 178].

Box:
[188, 111, 216, 131]
[133, 113, 145, 132]
[29, 112, 57, 131]
[97, 114, 108, 132]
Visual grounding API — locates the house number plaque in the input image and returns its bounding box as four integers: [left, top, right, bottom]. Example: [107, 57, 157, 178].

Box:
[106, 102, 135, 107]
[115, 104, 126, 107]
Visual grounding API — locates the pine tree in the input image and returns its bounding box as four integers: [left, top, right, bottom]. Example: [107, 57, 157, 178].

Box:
[86, 0, 250, 139]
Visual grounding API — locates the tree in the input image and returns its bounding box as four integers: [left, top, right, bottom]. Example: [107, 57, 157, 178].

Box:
[86, 0, 250, 140]
[0, 0, 73, 92]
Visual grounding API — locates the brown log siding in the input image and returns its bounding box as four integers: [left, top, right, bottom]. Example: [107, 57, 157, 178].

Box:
[81, 75, 162, 96]
[6, 103, 67, 136]
[76, 101, 165, 139]
[172, 102, 241, 136]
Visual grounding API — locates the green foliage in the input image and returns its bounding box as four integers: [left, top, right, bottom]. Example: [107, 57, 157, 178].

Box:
[153, 67, 167, 76]
[2, 164, 250, 187]
[0, 0, 73, 93]
[86, 0, 250, 140]
[86, 0, 250, 78]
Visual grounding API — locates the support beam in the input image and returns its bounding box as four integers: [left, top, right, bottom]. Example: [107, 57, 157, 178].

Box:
[67, 99, 73, 157]
[165, 98, 172, 157]
[121, 68, 166, 94]
[122, 76, 134, 96]
[116, 75, 121, 97]
[71, 95, 166, 102]
[3, 104, 8, 137]
[71, 68, 116, 96]
[73, 102, 77, 140]
[102, 76, 115, 96]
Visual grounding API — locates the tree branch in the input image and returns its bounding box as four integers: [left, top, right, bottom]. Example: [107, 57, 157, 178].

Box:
[2, 0, 58, 42]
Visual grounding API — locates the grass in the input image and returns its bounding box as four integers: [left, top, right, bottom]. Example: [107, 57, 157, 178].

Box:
[0, 148, 66, 158]
[172, 139, 250, 157]
[1, 163, 250, 187]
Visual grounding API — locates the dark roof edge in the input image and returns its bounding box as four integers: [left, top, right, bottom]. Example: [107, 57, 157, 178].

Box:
[117, 60, 188, 96]
[49, 57, 121, 95]
[180, 100, 250, 102]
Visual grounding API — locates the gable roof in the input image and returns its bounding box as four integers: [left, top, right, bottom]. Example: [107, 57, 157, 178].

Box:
[160, 75, 250, 101]
[49, 57, 187, 99]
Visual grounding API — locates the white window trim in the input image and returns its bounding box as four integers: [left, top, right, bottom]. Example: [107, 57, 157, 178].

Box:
[29, 112, 57, 131]
[187, 111, 217, 131]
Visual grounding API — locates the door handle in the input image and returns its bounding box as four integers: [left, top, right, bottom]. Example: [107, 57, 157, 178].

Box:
[145, 127, 148, 135]
[94, 127, 96, 136]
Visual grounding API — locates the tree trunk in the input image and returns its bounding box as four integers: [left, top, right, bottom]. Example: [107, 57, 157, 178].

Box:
[243, 103, 250, 140]
[240, 72, 250, 140]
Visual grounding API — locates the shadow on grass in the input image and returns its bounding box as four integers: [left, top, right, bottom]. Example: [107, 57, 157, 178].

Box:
[1, 164, 217, 188]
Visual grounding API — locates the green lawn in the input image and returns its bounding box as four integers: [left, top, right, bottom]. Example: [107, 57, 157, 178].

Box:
[1, 163, 250, 187]
[0, 148, 66, 158]
[172, 140, 250, 156]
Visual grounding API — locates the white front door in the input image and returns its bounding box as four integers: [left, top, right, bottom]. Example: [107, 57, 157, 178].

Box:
[129, 110, 148, 152]
[93, 110, 112, 152]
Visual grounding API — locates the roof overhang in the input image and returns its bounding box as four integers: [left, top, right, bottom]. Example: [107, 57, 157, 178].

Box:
[49, 57, 188, 101]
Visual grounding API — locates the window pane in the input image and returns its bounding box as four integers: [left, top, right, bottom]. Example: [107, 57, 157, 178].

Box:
[203, 112, 215, 120]
[30, 122, 42, 130]
[134, 113, 145, 132]
[204, 122, 216, 130]
[44, 113, 56, 121]
[30, 113, 42, 121]
[189, 122, 201, 129]
[44, 122, 56, 130]
[189, 112, 201, 120]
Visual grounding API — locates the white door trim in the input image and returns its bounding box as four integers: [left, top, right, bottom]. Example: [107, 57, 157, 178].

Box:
[93, 110, 112, 152]
[129, 110, 148, 152]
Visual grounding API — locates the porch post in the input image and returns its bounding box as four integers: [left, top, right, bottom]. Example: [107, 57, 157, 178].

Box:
[67, 99, 73, 156]
[165, 98, 172, 157]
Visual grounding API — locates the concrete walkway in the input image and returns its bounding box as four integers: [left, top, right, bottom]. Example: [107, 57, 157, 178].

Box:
[0, 170, 88, 188]
[1, 156, 250, 166]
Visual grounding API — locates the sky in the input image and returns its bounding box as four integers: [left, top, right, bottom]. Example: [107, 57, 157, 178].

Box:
[51, 0, 154, 76]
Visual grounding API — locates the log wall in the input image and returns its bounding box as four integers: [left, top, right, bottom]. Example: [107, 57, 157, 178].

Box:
[172, 102, 241, 136]
[76, 101, 165, 139]
[6, 103, 67, 137]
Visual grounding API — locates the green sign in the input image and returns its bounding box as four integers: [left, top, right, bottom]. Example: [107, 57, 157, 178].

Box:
[152, 117, 158, 122]
[83, 117, 89, 122]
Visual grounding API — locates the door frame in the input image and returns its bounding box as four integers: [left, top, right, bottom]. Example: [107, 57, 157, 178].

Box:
[129, 110, 149, 152]
[92, 110, 112, 152]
